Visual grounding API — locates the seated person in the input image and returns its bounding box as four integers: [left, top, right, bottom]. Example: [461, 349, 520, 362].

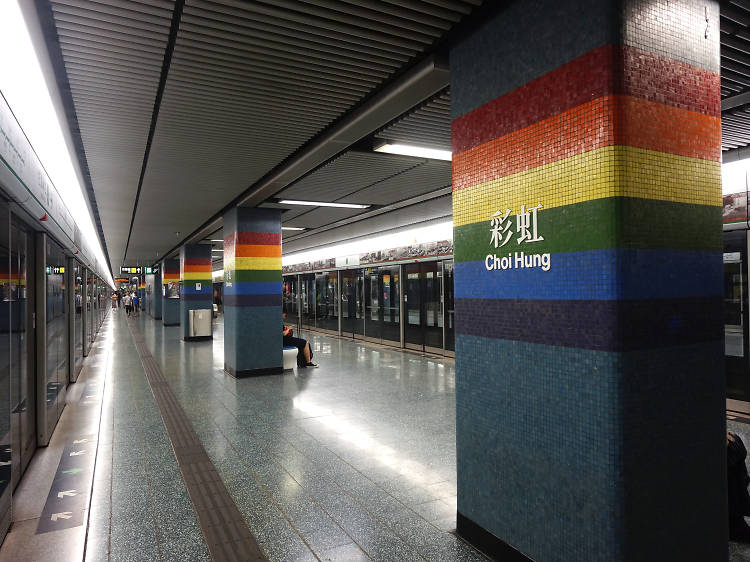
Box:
[728, 430, 750, 542]
[282, 314, 317, 368]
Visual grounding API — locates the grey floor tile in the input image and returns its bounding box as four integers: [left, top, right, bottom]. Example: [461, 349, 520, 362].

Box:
[318, 542, 371, 561]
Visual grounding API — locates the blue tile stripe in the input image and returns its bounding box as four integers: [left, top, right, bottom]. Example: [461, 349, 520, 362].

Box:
[224, 281, 282, 296]
[454, 249, 721, 300]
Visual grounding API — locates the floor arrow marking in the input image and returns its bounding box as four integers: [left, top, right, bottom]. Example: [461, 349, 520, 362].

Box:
[62, 468, 83, 475]
[69, 451, 85, 456]
[57, 490, 77, 499]
[72, 439, 88, 444]
[51, 512, 72, 521]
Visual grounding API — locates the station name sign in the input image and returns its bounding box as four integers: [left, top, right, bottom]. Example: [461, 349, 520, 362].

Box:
[485, 203, 551, 272]
[45, 266, 65, 275]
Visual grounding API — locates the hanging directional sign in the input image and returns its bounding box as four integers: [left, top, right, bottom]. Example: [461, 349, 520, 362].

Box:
[120, 266, 142, 274]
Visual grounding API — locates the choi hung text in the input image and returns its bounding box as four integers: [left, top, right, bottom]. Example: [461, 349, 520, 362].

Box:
[485, 203, 551, 272]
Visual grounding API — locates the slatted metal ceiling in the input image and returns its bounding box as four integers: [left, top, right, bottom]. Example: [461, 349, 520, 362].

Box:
[375, 89, 451, 151]
[49, 0, 174, 272]
[721, 0, 750, 152]
[43, 0, 482, 271]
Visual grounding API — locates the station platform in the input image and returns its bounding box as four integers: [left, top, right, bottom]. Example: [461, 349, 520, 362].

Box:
[0, 311, 486, 561]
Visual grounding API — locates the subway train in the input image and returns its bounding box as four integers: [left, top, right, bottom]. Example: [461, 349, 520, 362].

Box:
[0, 93, 110, 540]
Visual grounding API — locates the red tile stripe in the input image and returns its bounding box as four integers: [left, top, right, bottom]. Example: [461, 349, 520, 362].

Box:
[451, 44, 721, 155]
[452, 95, 720, 192]
[224, 232, 281, 246]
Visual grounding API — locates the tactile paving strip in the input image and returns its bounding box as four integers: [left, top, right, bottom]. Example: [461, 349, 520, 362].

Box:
[127, 320, 267, 561]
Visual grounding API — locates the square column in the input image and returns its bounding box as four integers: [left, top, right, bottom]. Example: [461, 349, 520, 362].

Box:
[162, 259, 179, 326]
[180, 244, 213, 340]
[223, 207, 282, 377]
[451, 1, 724, 560]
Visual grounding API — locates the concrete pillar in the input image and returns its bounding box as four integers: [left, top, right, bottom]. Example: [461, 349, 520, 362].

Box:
[162, 258, 180, 326]
[223, 207, 282, 377]
[180, 244, 212, 340]
[450, 1, 724, 560]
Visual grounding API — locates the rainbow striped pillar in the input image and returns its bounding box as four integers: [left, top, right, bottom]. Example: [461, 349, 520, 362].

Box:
[223, 207, 282, 377]
[162, 259, 180, 326]
[179, 245, 212, 340]
[451, 1, 723, 559]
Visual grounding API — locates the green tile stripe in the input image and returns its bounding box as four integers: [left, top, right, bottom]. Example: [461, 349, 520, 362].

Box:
[454, 197, 721, 262]
[182, 279, 211, 288]
[226, 269, 282, 282]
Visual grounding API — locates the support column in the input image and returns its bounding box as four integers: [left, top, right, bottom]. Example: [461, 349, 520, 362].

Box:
[451, 1, 724, 560]
[152, 268, 162, 319]
[162, 258, 180, 326]
[180, 244, 213, 340]
[223, 207, 282, 377]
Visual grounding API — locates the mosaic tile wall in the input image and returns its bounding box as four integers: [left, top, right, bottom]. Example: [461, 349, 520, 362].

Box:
[179, 244, 212, 339]
[451, 0, 725, 559]
[223, 207, 282, 377]
[161, 258, 179, 326]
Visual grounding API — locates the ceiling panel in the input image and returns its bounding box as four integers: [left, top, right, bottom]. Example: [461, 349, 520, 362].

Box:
[340, 160, 451, 205]
[282, 206, 365, 229]
[276, 151, 423, 203]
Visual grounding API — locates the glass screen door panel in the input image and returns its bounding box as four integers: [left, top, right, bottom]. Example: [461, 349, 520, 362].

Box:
[301, 274, 315, 329]
[315, 272, 338, 332]
[364, 269, 381, 341]
[74, 266, 83, 377]
[10, 219, 33, 486]
[404, 263, 423, 349]
[282, 276, 299, 328]
[381, 267, 400, 345]
[725, 230, 750, 403]
[444, 260, 455, 352]
[423, 262, 443, 351]
[341, 269, 362, 336]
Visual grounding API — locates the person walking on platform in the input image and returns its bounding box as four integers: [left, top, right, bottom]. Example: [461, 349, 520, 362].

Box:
[123, 292, 132, 317]
[132, 292, 139, 317]
[111, 291, 117, 311]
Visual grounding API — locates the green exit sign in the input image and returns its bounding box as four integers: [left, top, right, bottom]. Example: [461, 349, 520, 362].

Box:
[145, 267, 153, 274]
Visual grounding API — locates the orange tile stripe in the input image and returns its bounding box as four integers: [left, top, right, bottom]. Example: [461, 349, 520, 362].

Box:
[453, 95, 720, 192]
[182, 265, 212, 273]
[233, 244, 282, 258]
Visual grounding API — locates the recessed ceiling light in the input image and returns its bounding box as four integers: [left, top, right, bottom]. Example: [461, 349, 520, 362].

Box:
[211, 249, 223, 252]
[278, 199, 370, 209]
[282, 226, 305, 231]
[375, 142, 451, 161]
[210, 239, 223, 242]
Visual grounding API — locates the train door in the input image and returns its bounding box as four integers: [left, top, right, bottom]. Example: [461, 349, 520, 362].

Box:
[726, 230, 750, 410]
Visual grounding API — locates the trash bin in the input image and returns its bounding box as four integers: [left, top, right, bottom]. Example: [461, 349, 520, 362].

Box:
[188, 309, 212, 337]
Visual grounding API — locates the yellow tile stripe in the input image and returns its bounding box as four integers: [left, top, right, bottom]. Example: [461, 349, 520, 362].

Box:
[453, 145, 720, 227]
[224, 257, 282, 271]
[183, 272, 211, 280]
[162, 276, 179, 283]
